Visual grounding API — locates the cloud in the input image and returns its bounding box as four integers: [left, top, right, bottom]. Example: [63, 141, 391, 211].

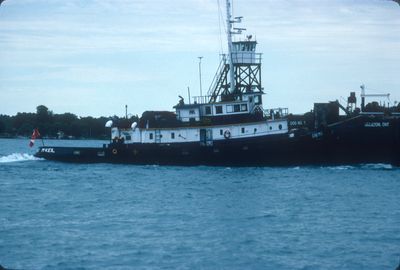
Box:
[1, 0, 399, 55]
[0, 0, 399, 115]
[0, 64, 156, 84]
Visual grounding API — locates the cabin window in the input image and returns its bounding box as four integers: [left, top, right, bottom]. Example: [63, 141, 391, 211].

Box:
[149, 133, 153, 140]
[241, 104, 248, 111]
[171, 132, 175, 139]
[189, 109, 196, 115]
[234, 105, 241, 112]
[241, 127, 245, 134]
[254, 128, 257, 133]
[125, 135, 131, 141]
[226, 105, 233, 113]
[269, 126, 272, 130]
[249, 96, 253, 103]
[255, 95, 262, 105]
[216, 106, 223, 114]
[189, 117, 196, 122]
[220, 129, 223, 135]
[279, 124, 283, 130]
[205, 106, 212, 115]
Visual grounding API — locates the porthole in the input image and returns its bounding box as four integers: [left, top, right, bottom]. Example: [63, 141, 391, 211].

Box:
[269, 126, 272, 130]
[279, 124, 283, 130]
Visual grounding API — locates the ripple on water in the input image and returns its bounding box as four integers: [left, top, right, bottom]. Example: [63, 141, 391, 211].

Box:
[0, 139, 399, 270]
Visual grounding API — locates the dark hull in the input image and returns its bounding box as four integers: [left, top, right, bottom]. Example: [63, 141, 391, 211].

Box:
[35, 115, 400, 166]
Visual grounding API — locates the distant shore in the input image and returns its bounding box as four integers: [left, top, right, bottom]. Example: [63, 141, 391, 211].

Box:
[0, 135, 107, 140]
[0, 105, 138, 140]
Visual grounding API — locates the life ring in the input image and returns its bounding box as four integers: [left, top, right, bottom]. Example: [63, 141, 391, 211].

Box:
[112, 149, 118, 155]
[224, 130, 231, 139]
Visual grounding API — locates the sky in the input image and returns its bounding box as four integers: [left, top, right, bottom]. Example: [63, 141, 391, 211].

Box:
[0, 0, 399, 117]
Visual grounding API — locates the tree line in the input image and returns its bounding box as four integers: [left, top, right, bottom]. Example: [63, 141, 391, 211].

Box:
[0, 105, 139, 139]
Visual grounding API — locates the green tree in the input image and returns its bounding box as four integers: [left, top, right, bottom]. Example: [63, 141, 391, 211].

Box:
[13, 112, 36, 136]
[36, 105, 53, 136]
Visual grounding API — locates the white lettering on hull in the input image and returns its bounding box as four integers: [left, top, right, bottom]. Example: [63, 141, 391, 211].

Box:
[364, 122, 390, 128]
[41, 148, 55, 153]
[289, 121, 305, 126]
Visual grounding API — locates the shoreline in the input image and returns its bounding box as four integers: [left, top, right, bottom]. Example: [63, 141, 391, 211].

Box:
[0, 136, 107, 141]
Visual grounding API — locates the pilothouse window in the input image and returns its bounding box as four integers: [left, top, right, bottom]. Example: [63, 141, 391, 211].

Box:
[205, 106, 212, 115]
[216, 106, 223, 114]
[189, 110, 196, 115]
[149, 133, 153, 140]
[255, 95, 262, 105]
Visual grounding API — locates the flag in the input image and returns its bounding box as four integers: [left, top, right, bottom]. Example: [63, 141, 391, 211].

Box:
[29, 128, 40, 147]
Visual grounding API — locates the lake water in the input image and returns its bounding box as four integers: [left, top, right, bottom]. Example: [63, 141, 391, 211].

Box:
[0, 138, 399, 269]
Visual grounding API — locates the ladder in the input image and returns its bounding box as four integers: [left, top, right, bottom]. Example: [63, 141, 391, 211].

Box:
[207, 55, 229, 103]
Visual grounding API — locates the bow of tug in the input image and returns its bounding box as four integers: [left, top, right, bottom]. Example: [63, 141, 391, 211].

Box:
[35, 146, 110, 163]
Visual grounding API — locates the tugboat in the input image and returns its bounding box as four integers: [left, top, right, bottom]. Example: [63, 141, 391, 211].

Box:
[35, 0, 400, 166]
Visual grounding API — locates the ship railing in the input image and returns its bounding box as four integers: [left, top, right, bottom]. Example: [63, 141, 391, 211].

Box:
[231, 52, 262, 65]
[192, 95, 214, 104]
[256, 106, 288, 120]
[360, 112, 385, 115]
[361, 111, 400, 116]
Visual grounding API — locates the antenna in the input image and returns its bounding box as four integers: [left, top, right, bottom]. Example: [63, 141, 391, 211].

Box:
[225, 0, 245, 94]
[226, 0, 235, 93]
[198, 56, 203, 98]
[187, 86, 191, 105]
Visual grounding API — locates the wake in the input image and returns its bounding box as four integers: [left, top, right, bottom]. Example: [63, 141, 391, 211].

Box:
[0, 153, 42, 163]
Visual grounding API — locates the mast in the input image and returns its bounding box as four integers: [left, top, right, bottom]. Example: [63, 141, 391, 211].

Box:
[226, 0, 235, 93]
[209, 0, 259, 102]
[198, 56, 203, 97]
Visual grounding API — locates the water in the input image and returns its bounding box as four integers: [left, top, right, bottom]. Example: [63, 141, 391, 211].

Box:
[0, 139, 399, 270]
